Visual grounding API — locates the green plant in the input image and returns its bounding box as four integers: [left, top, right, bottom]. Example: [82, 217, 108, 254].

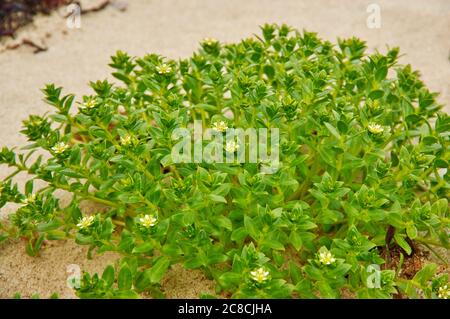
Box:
[0, 24, 448, 299]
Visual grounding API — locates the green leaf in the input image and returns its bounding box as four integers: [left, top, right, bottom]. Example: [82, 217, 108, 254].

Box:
[329, 264, 352, 277]
[34, 234, 45, 252]
[69, 146, 82, 165]
[50, 114, 68, 123]
[375, 66, 388, 82]
[60, 168, 84, 178]
[289, 231, 303, 251]
[243, 216, 259, 240]
[432, 198, 448, 215]
[368, 89, 384, 100]
[214, 215, 232, 231]
[394, 233, 412, 255]
[102, 265, 115, 288]
[193, 103, 218, 112]
[289, 261, 302, 284]
[160, 154, 173, 167]
[324, 122, 341, 139]
[261, 239, 285, 251]
[218, 272, 241, 288]
[25, 180, 34, 195]
[25, 240, 36, 257]
[113, 290, 140, 299]
[118, 265, 133, 290]
[118, 193, 141, 204]
[208, 194, 227, 203]
[184, 256, 204, 269]
[112, 72, 132, 85]
[101, 217, 114, 239]
[147, 256, 171, 284]
[317, 281, 337, 298]
[317, 146, 336, 168]
[337, 120, 348, 134]
[405, 114, 421, 125]
[231, 227, 248, 242]
[263, 65, 275, 79]
[212, 183, 232, 197]
[207, 253, 228, 265]
[303, 265, 323, 281]
[71, 206, 82, 223]
[118, 231, 135, 252]
[161, 243, 183, 257]
[413, 263, 437, 286]
[75, 233, 94, 245]
[435, 158, 448, 168]
[46, 230, 66, 240]
[36, 220, 60, 232]
[406, 224, 418, 240]
[132, 242, 153, 254]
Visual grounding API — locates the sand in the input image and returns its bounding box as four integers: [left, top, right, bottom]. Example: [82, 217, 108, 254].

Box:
[0, 0, 449, 298]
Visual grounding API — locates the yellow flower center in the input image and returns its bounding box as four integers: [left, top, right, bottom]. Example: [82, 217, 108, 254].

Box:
[212, 121, 228, 133]
[23, 194, 36, 205]
[225, 141, 240, 153]
[202, 37, 218, 46]
[140, 214, 157, 228]
[120, 135, 132, 146]
[319, 251, 336, 265]
[250, 267, 270, 283]
[77, 216, 95, 229]
[84, 100, 96, 109]
[368, 123, 384, 135]
[52, 142, 69, 154]
[438, 285, 449, 299]
[156, 64, 172, 75]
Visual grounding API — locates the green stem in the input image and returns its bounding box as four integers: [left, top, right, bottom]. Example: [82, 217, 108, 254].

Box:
[3, 169, 22, 181]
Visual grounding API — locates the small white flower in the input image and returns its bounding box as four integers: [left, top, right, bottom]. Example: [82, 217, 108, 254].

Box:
[83, 99, 96, 109]
[30, 118, 43, 126]
[23, 194, 36, 205]
[202, 37, 218, 46]
[120, 135, 132, 146]
[52, 142, 69, 154]
[77, 215, 95, 230]
[250, 267, 270, 283]
[225, 141, 240, 153]
[368, 123, 384, 135]
[212, 121, 228, 133]
[438, 285, 449, 299]
[139, 214, 158, 228]
[156, 64, 172, 75]
[318, 250, 336, 265]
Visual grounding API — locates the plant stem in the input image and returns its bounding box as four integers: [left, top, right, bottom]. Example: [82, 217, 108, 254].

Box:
[4, 169, 21, 181]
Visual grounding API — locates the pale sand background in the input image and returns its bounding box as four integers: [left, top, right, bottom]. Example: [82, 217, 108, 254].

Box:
[0, 0, 449, 298]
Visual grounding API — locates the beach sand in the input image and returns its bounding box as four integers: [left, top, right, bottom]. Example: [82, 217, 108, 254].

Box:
[0, 0, 449, 298]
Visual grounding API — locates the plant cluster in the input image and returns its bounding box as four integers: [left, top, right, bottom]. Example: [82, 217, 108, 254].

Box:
[0, 24, 449, 299]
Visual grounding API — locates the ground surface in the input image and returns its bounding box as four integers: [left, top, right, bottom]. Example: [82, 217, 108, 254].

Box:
[0, 0, 449, 298]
